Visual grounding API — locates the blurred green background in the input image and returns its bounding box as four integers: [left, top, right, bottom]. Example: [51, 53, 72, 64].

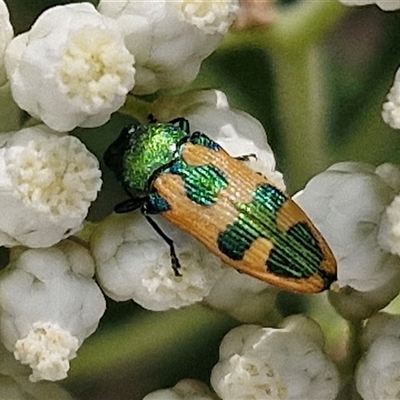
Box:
[4, 0, 400, 399]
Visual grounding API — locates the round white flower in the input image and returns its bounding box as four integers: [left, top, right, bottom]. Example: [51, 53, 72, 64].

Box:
[211, 315, 339, 400]
[0, 125, 101, 248]
[5, 3, 135, 131]
[0, 241, 106, 381]
[204, 267, 279, 323]
[91, 212, 224, 311]
[338, 0, 400, 10]
[98, 0, 239, 94]
[143, 379, 218, 400]
[0, 0, 13, 86]
[151, 89, 285, 190]
[356, 313, 400, 399]
[294, 162, 400, 319]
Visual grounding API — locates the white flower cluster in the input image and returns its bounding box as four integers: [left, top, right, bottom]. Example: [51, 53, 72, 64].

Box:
[99, 0, 239, 94]
[2, 1, 239, 131]
[144, 316, 339, 400]
[0, 0, 242, 383]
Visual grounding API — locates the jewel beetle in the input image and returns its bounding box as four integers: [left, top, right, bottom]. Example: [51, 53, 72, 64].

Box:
[104, 117, 337, 293]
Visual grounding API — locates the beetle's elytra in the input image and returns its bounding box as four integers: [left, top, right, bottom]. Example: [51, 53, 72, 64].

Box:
[104, 118, 337, 293]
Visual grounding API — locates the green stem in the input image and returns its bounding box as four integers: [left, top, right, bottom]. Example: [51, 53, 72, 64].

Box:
[221, 1, 347, 191]
[119, 95, 151, 123]
[271, 46, 330, 191]
[0, 83, 23, 132]
[222, 1, 347, 51]
[343, 319, 363, 400]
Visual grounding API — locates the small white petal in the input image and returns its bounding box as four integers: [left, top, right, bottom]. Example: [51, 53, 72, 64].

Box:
[175, 0, 239, 34]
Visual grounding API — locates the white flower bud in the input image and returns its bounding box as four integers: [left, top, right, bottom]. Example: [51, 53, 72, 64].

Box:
[98, 0, 239, 94]
[294, 162, 400, 319]
[338, 0, 400, 10]
[5, 3, 135, 131]
[0, 125, 101, 248]
[356, 313, 400, 399]
[91, 213, 224, 311]
[151, 90, 285, 190]
[204, 267, 279, 323]
[211, 316, 339, 400]
[0, 0, 13, 86]
[143, 379, 218, 400]
[0, 241, 106, 381]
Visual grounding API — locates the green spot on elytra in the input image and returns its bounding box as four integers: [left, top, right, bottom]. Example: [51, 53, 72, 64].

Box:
[168, 160, 228, 206]
[218, 184, 324, 279]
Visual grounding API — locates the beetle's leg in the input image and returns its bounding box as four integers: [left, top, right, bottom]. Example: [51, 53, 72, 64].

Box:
[144, 214, 182, 276]
[169, 117, 190, 133]
[235, 153, 257, 162]
[147, 114, 157, 123]
[190, 131, 223, 151]
[114, 197, 145, 213]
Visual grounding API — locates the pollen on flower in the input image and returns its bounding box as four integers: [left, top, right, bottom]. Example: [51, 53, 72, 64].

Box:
[13, 321, 79, 382]
[218, 354, 286, 399]
[7, 134, 101, 217]
[58, 26, 135, 107]
[177, 0, 239, 34]
[141, 251, 217, 309]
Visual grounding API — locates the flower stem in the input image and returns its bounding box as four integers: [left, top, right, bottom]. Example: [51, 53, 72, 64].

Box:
[222, 1, 347, 191]
[342, 319, 363, 400]
[120, 94, 151, 123]
[223, 1, 347, 51]
[271, 45, 330, 191]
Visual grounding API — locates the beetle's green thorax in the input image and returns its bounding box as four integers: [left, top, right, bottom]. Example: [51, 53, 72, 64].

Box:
[105, 122, 189, 192]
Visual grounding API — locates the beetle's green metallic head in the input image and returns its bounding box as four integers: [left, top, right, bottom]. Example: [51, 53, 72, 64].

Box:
[104, 121, 189, 193]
